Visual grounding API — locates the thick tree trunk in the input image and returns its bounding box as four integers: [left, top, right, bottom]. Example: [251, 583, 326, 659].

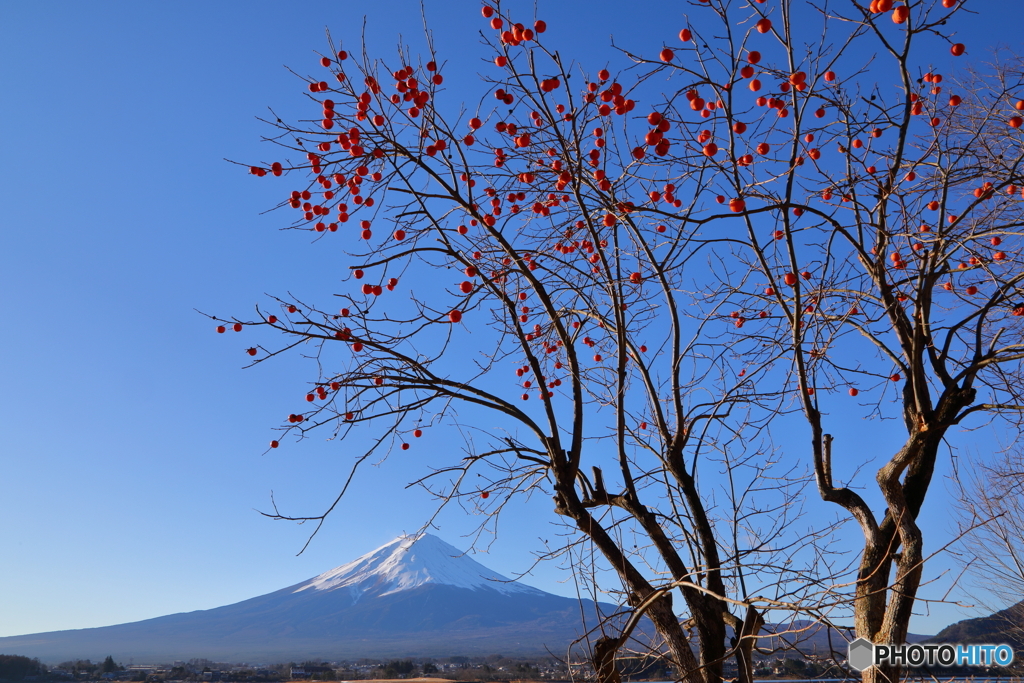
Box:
[667, 452, 731, 683]
[593, 636, 621, 683]
[554, 483, 702, 683]
[854, 541, 893, 641]
[734, 605, 764, 683]
[691, 594, 726, 683]
[849, 388, 975, 683]
[647, 593, 703, 683]
[619, 493, 728, 683]
[861, 662, 901, 683]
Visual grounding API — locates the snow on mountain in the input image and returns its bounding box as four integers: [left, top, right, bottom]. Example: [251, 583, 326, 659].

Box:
[0, 532, 606, 660]
[294, 533, 545, 599]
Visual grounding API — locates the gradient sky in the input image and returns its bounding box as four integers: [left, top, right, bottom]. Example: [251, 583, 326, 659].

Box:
[2, 0, 1023, 646]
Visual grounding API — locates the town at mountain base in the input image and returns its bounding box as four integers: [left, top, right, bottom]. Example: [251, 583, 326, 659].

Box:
[0, 535, 624, 661]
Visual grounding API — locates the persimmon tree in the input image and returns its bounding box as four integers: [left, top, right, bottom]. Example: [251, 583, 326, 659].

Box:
[214, 1, 1024, 682]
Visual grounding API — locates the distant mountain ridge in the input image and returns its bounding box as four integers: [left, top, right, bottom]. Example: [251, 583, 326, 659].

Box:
[0, 534, 614, 661]
[929, 600, 1024, 648]
[0, 534, 945, 663]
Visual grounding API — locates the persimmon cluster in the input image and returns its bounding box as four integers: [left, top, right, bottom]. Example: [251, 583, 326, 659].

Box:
[222, 0, 1024, 450]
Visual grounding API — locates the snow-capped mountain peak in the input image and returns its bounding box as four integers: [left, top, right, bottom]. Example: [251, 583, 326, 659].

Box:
[293, 533, 544, 599]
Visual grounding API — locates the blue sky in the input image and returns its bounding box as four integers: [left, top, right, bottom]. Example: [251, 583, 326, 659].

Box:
[2, 0, 1022, 645]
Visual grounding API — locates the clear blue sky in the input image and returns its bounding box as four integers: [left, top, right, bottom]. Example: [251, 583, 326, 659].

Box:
[2, 0, 1022, 643]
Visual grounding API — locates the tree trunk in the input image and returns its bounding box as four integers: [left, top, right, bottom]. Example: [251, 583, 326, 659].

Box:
[860, 662, 901, 683]
[691, 594, 726, 683]
[555, 484, 702, 683]
[850, 388, 974, 682]
[593, 636, 621, 683]
[734, 605, 764, 683]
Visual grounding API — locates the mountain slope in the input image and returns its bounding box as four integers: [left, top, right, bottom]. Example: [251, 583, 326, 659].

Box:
[293, 534, 546, 600]
[929, 600, 1024, 648]
[0, 535, 615, 661]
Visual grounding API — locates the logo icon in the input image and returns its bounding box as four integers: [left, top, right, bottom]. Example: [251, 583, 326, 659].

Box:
[848, 637, 874, 671]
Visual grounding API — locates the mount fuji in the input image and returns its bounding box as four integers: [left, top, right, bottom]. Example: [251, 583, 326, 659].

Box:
[0, 534, 615, 661]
